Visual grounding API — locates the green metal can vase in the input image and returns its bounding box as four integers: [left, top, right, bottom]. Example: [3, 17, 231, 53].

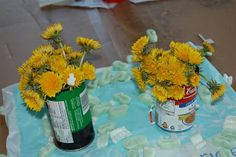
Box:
[47, 83, 95, 150]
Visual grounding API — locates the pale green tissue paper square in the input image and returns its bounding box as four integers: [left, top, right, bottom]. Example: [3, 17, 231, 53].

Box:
[112, 60, 128, 71]
[112, 93, 131, 105]
[92, 102, 112, 116]
[157, 138, 181, 149]
[97, 122, 116, 135]
[111, 71, 131, 82]
[109, 105, 129, 118]
[123, 135, 148, 150]
[98, 68, 113, 86]
[144, 147, 156, 157]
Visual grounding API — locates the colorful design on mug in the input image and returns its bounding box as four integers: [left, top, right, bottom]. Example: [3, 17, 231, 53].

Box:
[170, 126, 175, 130]
[179, 112, 195, 125]
[162, 122, 168, 128]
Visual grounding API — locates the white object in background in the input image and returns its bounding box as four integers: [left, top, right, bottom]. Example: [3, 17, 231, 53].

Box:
[129, 0, 155, 4]
[190, 134, 207, 150]
[198, 34, 215, 44]
[37, 0, 66, 7]
[67, 73, 76, 86]
[110, 126, 132, 144]
[54, 0, 117, 9]
[223, 73, 233, 86]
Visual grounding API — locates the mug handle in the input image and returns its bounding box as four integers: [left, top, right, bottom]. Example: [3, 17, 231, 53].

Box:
[149, 107, 155, 125]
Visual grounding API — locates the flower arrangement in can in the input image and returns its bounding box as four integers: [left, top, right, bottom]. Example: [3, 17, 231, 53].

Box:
[18, 23, 101, 112]
[131, 30, 226, 103]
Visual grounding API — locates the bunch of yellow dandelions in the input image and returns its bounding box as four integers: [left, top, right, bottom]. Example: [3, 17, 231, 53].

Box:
[131, 35, 225, 103]
[18, 23, 101, 112]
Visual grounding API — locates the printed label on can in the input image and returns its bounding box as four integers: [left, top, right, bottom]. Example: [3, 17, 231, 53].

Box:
[47, 100, 74, 143]
[64, 88, 91, 133]
[155, 86, 197, 132]
[155, 106, 195, 131]
[176, 98, 196, 115]
[175, 86, 197, 105]
[80, 88, 89, 115]
[47, 87, 92, 143]
[159, 100, 175, 116]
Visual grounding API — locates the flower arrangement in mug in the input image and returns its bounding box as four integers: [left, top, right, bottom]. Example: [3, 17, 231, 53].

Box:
[18, 23, 101, 112]
[131, 31, 225, 103]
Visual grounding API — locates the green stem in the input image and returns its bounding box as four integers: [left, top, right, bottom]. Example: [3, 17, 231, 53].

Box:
[79, 51, 87, 67]
[59, 42, 66, 58]
[200, 73, 209, 82]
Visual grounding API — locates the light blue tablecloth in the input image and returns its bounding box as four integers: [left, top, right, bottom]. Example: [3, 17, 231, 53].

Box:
[2, 59, 236, 157]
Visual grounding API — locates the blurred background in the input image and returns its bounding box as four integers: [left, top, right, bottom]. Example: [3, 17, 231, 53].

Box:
[1, 0, 236, 155]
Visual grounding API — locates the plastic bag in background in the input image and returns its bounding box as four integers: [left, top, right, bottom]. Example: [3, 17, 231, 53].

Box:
[2, 84, 21, 157]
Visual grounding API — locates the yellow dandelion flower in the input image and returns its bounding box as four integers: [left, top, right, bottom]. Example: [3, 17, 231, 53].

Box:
[63, 66, 84, 87]
[63, 45, 73, 54]
[170, 41, 189, 62]
[73, 68, 84, 86]
[49, 55, 67, 74]
[203, 41, 215, 53]
[54, 48, 64, 56]
[171, 71, 188, 86]
[167, 86, 185, 100]
[32, 45, 54, 55]
[171, 41, 203, 65]
[31, 72, 39, 85]
[21, 90, 44, 112]
[60, 45, 73, 54]
[54, 45, 73, 56]
[28, 53, 48, 68]
[18, 61, 32, 76]
[211, 84, 226, 101]
[149, 48, 163, 59]
[132, 54, 144, 62]
[188, 50, 203, 65]
[160, 50, 170, 57]
[156, 53, 173, 82]
[141, 55, 158, 74]
[147, 74, 156, 86]
[18, 75, 30, 92]
[37, 72, 63, 97]
[131, 36, 149, 55]
[152, 85, 168, 102]
[67, 51, 83, 60]
[189, 73, 200, 87]
[132, 68, 146, 91]
[168, 55, 187, 85]
[82, 62, 96, 81]
[156, 64, 169, 82]
[41, 23, 63, 40]
[76, 37, 101, 50]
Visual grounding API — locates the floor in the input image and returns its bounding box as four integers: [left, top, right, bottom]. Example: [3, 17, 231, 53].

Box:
[1, 0, 236, 155]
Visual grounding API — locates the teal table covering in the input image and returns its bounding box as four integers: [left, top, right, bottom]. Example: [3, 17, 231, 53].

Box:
[2, 59, 236, 157]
